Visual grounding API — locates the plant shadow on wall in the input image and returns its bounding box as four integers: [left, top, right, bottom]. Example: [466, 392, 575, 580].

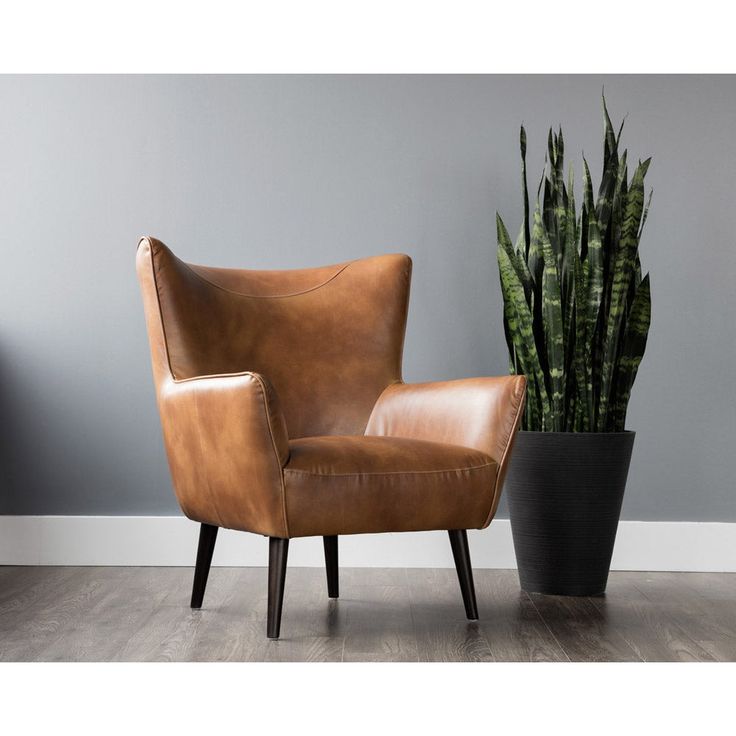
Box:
[496, 96, 653, 596]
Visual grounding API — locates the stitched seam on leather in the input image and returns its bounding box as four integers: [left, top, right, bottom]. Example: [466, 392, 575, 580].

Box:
[478, 463, 501, 528]
[182, 259, 354, 299]
[143, 239, 221, 523]
[283, 461, 496, 478]
[252, 373, 290, 538]
[482, 376, 526, 528]
[496, 376, 524, 460]
[498, 376, 525, 462]
[395, 257, 412, 381]
[144, 238, 177, 381]
[173, 370, 256, 384]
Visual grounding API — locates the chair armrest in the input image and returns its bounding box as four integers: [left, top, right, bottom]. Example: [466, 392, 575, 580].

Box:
[365, 376, 526, 526]
[366, 376, 526, 459]
[157, 371, 290, 538]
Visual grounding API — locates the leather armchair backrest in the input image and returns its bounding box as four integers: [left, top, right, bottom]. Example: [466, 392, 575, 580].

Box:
[137, 237, 412, 438]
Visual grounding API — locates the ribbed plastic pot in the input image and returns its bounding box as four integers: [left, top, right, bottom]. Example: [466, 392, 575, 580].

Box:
[505, 430, 635, 596]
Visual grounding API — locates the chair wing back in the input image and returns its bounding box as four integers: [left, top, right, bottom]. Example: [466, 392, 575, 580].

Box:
[136, 237, 412, 438]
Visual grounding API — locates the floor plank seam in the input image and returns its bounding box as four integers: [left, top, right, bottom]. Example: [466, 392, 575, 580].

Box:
[525, 592, 572, 663]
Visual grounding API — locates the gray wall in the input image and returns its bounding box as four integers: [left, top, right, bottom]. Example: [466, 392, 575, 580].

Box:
[1, 75, 734, 521]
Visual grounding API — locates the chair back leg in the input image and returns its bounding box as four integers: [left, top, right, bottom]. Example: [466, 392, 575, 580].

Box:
[323, 535, 339, 598]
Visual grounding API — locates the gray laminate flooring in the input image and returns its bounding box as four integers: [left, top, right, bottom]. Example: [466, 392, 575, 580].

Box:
[1, 567, 733, 662]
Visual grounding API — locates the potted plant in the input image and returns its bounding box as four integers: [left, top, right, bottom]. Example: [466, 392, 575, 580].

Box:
[497, 98, 652, 596]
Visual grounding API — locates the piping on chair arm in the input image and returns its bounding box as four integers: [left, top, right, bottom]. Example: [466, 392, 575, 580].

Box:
[365, 375, 526, 526]
[157, 371, 291, 538]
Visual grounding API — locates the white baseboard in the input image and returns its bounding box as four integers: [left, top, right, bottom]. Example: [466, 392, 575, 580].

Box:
[1, 516, 735, 571]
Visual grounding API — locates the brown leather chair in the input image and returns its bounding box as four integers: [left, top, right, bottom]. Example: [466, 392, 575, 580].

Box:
[136, 237, 526, 638]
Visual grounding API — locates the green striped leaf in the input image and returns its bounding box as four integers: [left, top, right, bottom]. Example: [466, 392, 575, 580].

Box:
[496, 213, 531, 299]
[597, 96, 620, 235]
[583, 157, 595, 213]
[560, 163, 576, 355]
[498, 244, 550, 429]
[536, 210, 565, 431]
[597, 157, 651, 430]
[610, 274, 651, 431]
[520, 125, 531, 258]
[638, 188, 654, 240]
[573, 244, 591, 431]
[586, 207, 604, 343]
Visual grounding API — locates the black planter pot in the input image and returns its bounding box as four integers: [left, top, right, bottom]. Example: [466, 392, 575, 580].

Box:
[505, 430, 635, 596]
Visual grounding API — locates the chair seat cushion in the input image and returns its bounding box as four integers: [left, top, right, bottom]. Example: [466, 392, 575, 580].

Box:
[283, 435, 498, 537]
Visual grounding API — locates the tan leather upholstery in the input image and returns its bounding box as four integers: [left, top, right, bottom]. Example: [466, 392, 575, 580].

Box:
[158, 372, 290, 537]
[139, 237, 410, 438]
[285, 436, 498, 537]
[137, 236, 526, 539]
[365, 376, 526, 526]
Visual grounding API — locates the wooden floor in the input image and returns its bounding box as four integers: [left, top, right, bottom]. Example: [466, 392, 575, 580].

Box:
[1, 566, 734, 662]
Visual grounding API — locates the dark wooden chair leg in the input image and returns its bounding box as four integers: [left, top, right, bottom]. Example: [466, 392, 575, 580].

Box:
[191, 523, 219, 609]
[448, 529, 479, 620]
[323, 535, 339, 598]
[267, 537, 289, 639]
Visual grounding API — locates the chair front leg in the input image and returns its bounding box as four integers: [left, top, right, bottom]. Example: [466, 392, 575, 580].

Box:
[191, 523, 219, 609]
[267, 537, 289, 639]
[448, 529, 479, 620]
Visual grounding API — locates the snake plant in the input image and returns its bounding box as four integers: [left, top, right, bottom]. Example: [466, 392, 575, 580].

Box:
[497, 98, 652, 432]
